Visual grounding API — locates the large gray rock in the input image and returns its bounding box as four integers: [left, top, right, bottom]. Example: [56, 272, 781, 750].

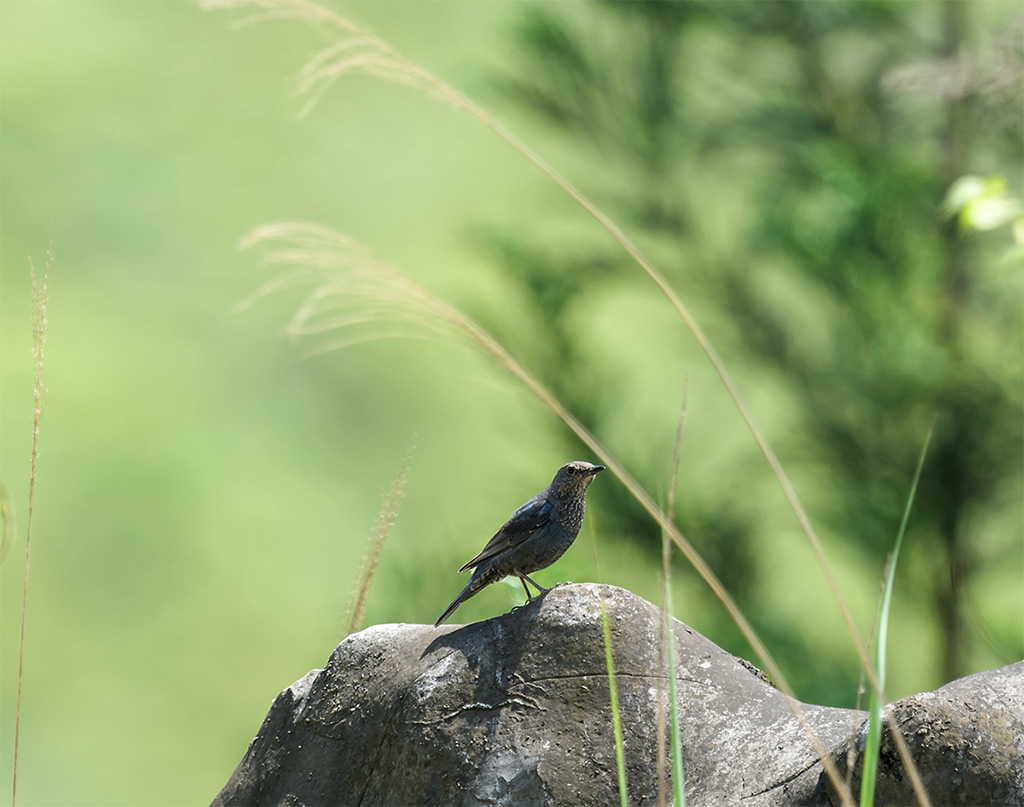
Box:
[827, 660, 1024, 806]
[212, 583, 1023, 807]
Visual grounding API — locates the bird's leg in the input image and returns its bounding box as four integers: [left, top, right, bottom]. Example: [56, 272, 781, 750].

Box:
[508, 575, 544, 614]
[520, 573, 552, 602]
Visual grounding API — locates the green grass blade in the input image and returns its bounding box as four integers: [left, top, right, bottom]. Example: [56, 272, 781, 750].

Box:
[860, 424, 934, 807]
[664, 386, 688, 807]
[860, 674, 883, 804]
[600, 597, 629, 807]
[664, 580, 686, 807]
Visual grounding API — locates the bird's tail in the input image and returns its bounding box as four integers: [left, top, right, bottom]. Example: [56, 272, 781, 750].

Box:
[434, 583, 472, 627]
[434, 566, 496, 627]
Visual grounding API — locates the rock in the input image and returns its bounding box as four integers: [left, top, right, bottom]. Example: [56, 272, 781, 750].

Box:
[211, 583, 1023, 807]
[826, 660, 1024, 806]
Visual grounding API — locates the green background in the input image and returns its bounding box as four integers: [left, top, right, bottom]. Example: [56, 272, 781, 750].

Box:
[1, 2, 1020, 805]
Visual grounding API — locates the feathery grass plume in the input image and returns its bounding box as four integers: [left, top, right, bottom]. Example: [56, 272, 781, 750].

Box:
[200, 0, 457, 119]
[0, 481, 15, 566]
[860, 425, 935, 807]
[238, 221, 866, 804]
[12, 243, 51, 807]
[599, 593, 629, 807]
[344, 442, 415, 636]
[236, 223, 464, 354]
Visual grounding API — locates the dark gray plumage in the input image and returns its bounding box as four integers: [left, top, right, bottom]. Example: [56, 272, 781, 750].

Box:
[434, 461, 605, 627]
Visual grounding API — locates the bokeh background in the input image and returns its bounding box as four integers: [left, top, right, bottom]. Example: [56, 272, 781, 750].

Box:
[2, 1, 1021, 804]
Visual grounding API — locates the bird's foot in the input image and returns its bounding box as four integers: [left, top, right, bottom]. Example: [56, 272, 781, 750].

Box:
[509, 589, 552, 615]
[525, 587, 553, 604]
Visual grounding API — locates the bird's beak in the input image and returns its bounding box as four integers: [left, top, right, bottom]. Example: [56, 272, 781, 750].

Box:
[591, 465, 606, 474]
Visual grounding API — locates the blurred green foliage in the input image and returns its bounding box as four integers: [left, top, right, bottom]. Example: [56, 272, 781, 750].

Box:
[0, 2, 1020, 805]
[484, 0, 1023, 699]
[943, 173, 1024, 242]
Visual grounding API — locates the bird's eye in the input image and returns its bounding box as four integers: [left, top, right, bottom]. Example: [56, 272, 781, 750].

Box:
[566, 466, 576, 475]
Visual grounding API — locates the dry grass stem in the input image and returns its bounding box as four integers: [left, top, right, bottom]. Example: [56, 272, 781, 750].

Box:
[12, 243, 52, 807]
[598, 590, 629, 807]
[0, 481, 15, 566]
[667, 377, 688, 528]
[345, 442, 415, 636]
[655, 600, 668, 807]
[656, 381, 691, 807]
[201, 0, 456, 117]
[238, 223, 461, 354]
[659, 380, 689, 807]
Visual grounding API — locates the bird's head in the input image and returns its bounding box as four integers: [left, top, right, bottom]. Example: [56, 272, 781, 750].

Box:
[550, 460, 605, 494]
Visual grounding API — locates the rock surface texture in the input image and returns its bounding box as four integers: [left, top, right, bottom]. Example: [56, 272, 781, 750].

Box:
[212, 584, 1023, 807]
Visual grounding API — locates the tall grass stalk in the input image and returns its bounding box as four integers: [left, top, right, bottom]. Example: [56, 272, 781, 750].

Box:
[12, 246, 51, 807]
[661, 385, 688, 807]
[344, 442, 415, 636]
[846, 576, 886, 794]
[661, 558, 686, 807]
[859, 425, 934, 807]
[0, 482, 15, 565]
[599, 595, 629, 807]
[204, 3, 932, 801]
[656, 611, 668, 807]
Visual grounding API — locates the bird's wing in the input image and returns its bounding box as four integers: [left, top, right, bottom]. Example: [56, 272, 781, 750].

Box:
[458, 494, 553, 572]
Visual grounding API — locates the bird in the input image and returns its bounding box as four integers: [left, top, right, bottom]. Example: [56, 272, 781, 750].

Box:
[434, 460, 605, 627]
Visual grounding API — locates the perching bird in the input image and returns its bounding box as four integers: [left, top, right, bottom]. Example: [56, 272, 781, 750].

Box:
[434, 460, 605, 627]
